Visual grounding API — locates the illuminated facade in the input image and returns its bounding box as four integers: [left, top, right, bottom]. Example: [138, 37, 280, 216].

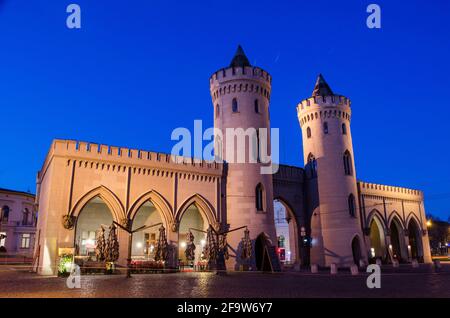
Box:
[34, 46, 432, 275]
[0, 188, 37, 257]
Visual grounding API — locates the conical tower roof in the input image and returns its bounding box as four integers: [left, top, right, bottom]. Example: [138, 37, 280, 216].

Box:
[312, 74, 334, 96]
[229, 45, 251, 67]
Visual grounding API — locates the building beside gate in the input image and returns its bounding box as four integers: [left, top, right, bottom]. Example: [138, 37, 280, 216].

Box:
[34, 46, 432, 275]
[0, 188, 37, 257]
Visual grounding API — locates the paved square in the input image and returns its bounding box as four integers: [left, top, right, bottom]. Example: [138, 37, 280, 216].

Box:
[0, 264, 449, 298]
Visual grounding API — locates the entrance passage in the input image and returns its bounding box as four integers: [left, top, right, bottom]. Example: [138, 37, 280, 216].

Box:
[408, 218, 423, 262]
[369, 216, 387, 261]
[273, 200, 298, 264]
[75, 197, 113, 259]
[389, 218, 406, 262]
[178, 204, 206, 266]
[131, 201, 164, 260]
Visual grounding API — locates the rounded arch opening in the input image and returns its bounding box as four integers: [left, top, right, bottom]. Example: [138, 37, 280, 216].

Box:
[273, 199, 299, 265]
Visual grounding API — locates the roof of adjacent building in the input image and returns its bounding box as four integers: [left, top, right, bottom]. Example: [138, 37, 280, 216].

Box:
[0, 188, 35, 198]
[229, 45, 251, 67]
[312, 74, 334, 96]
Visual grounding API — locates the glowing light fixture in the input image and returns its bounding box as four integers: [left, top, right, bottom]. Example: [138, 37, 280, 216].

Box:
[180, 241, 187, 248]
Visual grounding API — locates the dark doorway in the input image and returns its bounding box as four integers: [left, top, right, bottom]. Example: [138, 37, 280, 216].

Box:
[255, 233, 273, 271]
[408, 219, 423, 262]
[351, 236, 362, 265]
[390, 221, 403, 262]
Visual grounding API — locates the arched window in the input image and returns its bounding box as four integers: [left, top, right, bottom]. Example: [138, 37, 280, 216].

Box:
[22, 208, 30, 225]
[232, 98, 238, 113]
[343, 150, 353, 175]
[348, 194, 356, 217]
[342, 123, 347, 135]
[1, 206, 9, 223]
[255, 183, 265, 211]
[215, 104, 220, 118]
[306, 127, 311, 139]
[254, 99, 259, 113]
[307, 153, 317, 178]
[323, 122, 329, 134]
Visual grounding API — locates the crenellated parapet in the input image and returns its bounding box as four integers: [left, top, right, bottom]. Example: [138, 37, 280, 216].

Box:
[38, 139, 223, 182]
[209, 65, 272, 103]
[358, 180, 423, 201]
[297, 95, 352, 128]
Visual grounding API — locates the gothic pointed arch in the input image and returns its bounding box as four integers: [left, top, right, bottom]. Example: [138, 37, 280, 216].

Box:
[406, 213, 424, 261]
[405, 212, 422, 230]
[70, 185, 125, 222]
[388, 211, 405, 229]
[127, 190, 174, 228]
[366, 209, 387, 231]
[175, 194, 217, 228]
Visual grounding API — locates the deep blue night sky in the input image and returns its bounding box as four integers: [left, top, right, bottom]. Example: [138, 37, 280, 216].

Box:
[0, 1, 449, 219]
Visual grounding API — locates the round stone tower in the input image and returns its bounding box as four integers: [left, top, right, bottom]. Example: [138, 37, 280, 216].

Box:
[297, 74, 366, 267]
[209, 46, 277, 270]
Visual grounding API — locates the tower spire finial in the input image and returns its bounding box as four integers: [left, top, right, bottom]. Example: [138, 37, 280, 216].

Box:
[312, 73, 334, 97]
[230, 45, 251, 67]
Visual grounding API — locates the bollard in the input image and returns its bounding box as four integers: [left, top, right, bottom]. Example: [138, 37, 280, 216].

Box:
[311, 264, 318, 273]
[411, 259, 419, 268]
[330, 263, 337, 275]
[350, 264, 359, 275]
[376, 258, 382, 266]
[434, 259, 441, 269]
[392, 260, 399, 268]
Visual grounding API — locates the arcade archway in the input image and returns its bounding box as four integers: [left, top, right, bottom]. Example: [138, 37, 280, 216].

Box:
[74, 196, 114, 259]
[368, 215, 387, 261]
[273, 199, 299, 264]
[178, 204, 207, 265]
[407, 217, 424, 262]
[389, 217, 407, 262]
[131, 201, 165, 260]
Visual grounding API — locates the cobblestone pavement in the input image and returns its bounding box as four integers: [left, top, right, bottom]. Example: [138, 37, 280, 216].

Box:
[0, 264, 449, 298]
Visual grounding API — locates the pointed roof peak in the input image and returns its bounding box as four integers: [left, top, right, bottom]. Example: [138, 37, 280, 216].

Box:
[230, 45, 251, 67]
[312, 73, 334, 97]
